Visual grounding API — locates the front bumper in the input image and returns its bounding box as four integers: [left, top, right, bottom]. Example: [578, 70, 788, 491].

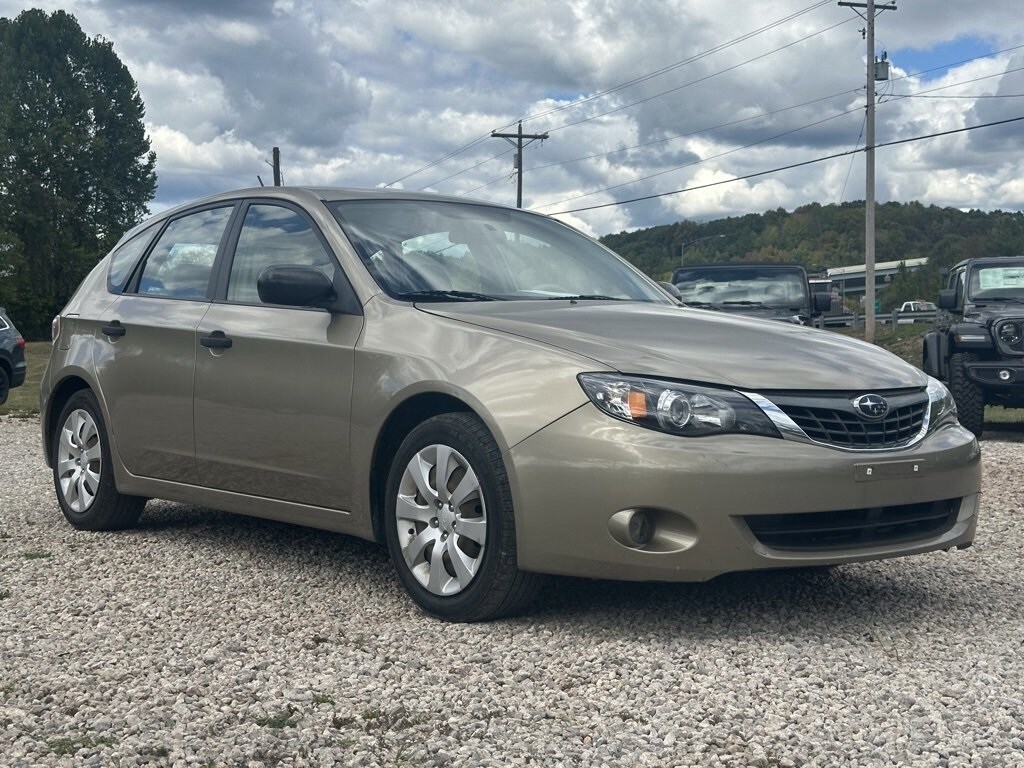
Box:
[507, 405, 981, 581]
[964, 358, 1024, 388]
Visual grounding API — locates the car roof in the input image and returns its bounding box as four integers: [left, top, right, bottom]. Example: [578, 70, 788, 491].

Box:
[113, 186, 519, 252]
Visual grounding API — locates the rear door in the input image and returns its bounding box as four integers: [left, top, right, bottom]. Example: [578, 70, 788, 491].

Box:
[193, 200, 362, 509]
[95, 204, 236, 483]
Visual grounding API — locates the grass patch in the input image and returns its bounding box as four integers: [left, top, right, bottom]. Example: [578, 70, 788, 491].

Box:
[0, 590, 10, 599]
[22, 550, 52, 560]
[255, 704, 299, 729]
[312, 693, 335, 705]
[47, 735, 117, 755]
[0, 341, 48, 416]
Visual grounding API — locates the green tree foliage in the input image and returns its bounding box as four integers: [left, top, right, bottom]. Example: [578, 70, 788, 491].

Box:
[0, 9, 156, 338]
[600, 201, 1024, 308]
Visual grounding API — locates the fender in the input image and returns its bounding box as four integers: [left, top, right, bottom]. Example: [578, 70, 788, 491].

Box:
[948, 322, 993, 350]
[922, 330, 948, 380]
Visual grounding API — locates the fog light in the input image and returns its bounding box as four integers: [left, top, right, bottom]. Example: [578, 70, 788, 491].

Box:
[998, 369, 1013, 382]
[627, 510, 654, 547]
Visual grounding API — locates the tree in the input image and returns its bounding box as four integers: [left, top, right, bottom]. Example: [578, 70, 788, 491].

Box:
[0, 9, 156, 338]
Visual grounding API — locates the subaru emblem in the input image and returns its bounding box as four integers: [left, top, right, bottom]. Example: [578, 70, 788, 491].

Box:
[853, 393, 889, 420]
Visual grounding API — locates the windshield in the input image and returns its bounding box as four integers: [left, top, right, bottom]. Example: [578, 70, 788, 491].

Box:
[968, 263, 1024, 300]
[672, 266, 809, 308]
[327, 199, 670, 303]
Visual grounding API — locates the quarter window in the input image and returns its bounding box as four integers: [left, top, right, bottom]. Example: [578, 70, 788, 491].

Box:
[107, 225, 157, 294]
[227, 204, 336, 304]
[136, 207, 232, 299]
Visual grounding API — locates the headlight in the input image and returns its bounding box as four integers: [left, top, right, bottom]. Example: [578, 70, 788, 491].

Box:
[926, 376, 958, 431]
[578, 373, 781, 438]
[998, 322, 1022, 346]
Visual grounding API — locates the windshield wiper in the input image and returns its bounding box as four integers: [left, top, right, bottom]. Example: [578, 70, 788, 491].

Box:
[721, 300, 767, 307]
[681, 300, 718, 308]
[545, 294, 623, 301]
[396, 289, 500, 302]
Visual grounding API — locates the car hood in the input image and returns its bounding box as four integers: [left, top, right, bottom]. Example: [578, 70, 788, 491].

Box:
[421, 301, 927, 391]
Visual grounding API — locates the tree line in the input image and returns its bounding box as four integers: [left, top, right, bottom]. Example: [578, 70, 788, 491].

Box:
[599, 202, 1024, 311]
[0, 9, 156, 339]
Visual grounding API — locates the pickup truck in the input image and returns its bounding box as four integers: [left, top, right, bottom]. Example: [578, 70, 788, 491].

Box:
[671, 262, 830, 325]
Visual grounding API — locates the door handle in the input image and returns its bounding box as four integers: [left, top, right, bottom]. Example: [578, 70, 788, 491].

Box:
[200, 330, 233, 349]
[101, 321, 126, 338]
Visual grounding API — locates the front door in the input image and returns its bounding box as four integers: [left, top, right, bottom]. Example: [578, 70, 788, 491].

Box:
[193, 202, 362, 509]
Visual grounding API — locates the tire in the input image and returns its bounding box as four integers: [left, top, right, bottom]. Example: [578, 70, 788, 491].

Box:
[52, 390, 145, 530]
[384, 413, 542, 622]
[948, 352, 984, 439]
[0, 366, 9, 405]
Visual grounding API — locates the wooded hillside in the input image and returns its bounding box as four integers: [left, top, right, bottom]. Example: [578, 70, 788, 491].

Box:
[599, 202, 1024, 310]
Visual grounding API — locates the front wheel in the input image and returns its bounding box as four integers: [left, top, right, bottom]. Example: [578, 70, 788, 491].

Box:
[948, 352, 984, 439]
[384, 413, 542, 622]
[52, 390, 145, 530]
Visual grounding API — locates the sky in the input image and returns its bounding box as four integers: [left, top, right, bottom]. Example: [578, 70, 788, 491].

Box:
[2, 0, 1023, 237]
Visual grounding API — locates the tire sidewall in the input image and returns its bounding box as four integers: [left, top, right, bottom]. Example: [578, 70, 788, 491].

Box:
[949, 352, 984, 438]
[384, 414, 513, 621]
[52, 390, 119, 529]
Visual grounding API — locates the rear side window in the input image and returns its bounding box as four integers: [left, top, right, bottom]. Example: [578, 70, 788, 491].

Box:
[107, 226, 158, 294]
[135, 207, 233, 299]
[226, 204, 336, 304]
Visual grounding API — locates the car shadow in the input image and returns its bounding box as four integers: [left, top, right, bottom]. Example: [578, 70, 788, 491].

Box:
[132, 499, 998, 643]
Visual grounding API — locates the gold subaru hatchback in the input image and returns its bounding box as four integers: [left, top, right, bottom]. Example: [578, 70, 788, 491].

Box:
[41, 187, 981, 621]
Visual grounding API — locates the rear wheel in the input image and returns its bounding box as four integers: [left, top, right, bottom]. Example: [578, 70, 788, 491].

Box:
[52, 390, 145, 530]
[384, 413, 542, 622]
[948, 352, 984, 438]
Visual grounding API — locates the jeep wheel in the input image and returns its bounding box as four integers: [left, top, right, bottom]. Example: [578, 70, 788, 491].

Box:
[949, 352, 984, 438]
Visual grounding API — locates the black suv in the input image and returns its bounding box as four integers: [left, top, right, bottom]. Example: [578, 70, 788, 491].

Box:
[0, 307, 27, 405]
[922, 256, 1024, 437]
[671, 263, 830, 325]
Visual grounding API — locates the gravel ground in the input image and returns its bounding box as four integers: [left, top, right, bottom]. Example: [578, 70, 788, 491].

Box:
[2, 416, 1023, 768]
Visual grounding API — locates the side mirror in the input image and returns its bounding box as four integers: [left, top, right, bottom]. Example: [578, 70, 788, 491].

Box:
[937, 288, 957, 310]
[811, 291, 831, 314]
[658, 281, 682, 300]
[257, 265, 337, 308]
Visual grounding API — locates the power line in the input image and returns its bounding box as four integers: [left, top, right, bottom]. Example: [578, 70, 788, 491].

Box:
[386, 0, 836, 189]
[534, 61, 1024, 211]
[516, 0, 835, 126]
[441, 19, 858, 196]
[542, 17, 857, 137]
[537, 105, 863, 209]
[545, 115, 1024, 215]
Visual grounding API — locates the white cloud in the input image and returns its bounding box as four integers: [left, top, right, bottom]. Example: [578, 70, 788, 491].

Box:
[2, 0, 1023, 234]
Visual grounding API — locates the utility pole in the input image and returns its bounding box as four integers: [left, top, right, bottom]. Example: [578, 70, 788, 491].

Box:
[839, 0, 895, 343]
[272, 146, 282, 186]
[491, 122, 548, 208]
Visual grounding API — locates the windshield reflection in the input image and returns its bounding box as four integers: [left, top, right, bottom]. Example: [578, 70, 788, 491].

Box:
[328, 199, 670, 303]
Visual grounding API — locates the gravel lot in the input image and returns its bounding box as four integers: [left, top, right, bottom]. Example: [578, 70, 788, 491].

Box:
[2, 415, 1023, 768]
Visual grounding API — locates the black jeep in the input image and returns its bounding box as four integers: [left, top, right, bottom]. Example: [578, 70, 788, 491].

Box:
[922, 256, 1024, 437]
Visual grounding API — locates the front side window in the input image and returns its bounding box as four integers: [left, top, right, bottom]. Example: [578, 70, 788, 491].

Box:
[227, 204, 336, 304]
[136, 207, 232, 299]
[328, 199, 669, 303]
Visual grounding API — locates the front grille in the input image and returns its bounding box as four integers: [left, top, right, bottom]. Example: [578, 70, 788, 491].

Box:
[767, 389, 928, 449]
[744, 499, 959, 551]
